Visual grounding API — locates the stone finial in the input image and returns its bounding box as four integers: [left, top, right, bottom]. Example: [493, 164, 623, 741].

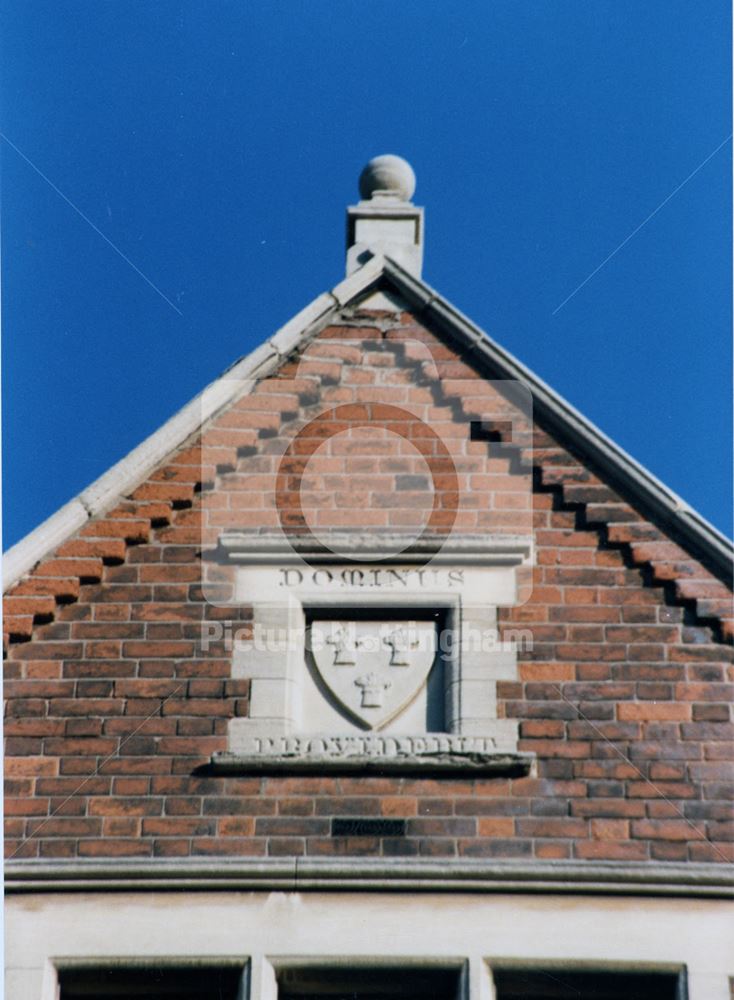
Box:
[346, 154, 424, 278]
[358, 155, 417, 202]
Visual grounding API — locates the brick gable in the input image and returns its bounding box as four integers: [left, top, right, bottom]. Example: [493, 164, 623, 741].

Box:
[4, 306, 733, 865]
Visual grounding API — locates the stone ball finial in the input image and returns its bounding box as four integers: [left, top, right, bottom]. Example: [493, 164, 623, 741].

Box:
[359, 154, 416, 201]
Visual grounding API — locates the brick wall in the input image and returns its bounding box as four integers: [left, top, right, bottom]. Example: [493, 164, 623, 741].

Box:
[4, 308, 733, 863]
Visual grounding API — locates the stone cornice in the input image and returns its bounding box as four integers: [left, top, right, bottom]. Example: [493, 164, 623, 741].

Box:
[5, 858, 733, 898]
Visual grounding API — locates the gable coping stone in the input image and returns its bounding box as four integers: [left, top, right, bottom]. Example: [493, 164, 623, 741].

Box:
[4, 253, 730, 599]
[2, 258, 384, 592]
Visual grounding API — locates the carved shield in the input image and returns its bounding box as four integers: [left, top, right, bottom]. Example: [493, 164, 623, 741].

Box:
[309, 619, 437, 729]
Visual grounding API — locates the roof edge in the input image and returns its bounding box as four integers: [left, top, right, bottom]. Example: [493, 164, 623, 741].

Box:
[379, 258, 733, 582]
[4, 252, 731, 591]
[2, 257, 385, 591]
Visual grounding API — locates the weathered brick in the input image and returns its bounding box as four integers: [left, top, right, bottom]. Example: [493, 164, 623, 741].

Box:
[618, 703, 690, 721]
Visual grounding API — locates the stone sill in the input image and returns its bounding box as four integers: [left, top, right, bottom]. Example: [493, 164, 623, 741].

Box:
[209, 749, 534, 778]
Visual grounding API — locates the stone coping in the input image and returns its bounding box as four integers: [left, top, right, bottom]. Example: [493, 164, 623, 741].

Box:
[5, 253, 730, 592]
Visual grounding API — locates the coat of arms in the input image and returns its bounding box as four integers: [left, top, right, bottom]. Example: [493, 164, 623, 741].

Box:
[309, 620, 437, 729]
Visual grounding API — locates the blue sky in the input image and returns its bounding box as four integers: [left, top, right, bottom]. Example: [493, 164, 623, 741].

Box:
[2, 1, 731, 547]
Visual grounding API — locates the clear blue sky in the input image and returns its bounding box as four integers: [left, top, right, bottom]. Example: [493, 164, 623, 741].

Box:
[2, 1, 731, 548]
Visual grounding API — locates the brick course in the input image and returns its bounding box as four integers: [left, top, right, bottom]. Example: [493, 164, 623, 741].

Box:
[4, 307, 733, 863]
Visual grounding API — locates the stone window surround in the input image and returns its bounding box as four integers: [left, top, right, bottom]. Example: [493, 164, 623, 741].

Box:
[46, 955, 691, 1000]
[12, 888, 727, 1000]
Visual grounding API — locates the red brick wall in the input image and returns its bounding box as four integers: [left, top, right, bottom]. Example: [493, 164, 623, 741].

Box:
[4, 309, 733, 863]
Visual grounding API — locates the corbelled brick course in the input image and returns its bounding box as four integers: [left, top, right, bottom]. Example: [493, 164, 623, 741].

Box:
[4, 307, 733, 864]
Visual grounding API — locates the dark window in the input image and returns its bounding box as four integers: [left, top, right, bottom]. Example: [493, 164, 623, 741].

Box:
[58, 964, 245, 1000]
[493, 967, 686, 1000]
[277, 964, 463, 1000]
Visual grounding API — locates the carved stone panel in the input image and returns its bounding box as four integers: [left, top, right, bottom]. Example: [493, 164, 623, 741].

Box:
[310, 619, 437, 729]
[213, 535, 534, 775]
